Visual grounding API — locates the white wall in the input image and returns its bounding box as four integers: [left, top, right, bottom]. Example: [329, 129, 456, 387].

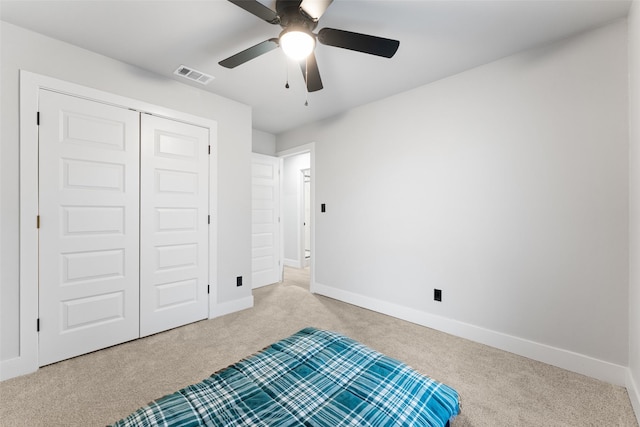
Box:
[278, 20, 629, 382]
[0, 22, 253, 363]
[253, 129, 277, 155]
[282, 153, 310, 266]
[628, 0, 640, 418]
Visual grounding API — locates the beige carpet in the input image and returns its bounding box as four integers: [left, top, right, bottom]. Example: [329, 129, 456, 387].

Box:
[0, 267, 637, 426]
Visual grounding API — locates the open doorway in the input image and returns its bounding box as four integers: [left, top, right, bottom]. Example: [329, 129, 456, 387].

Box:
[302, 168, 311, 267]
[281, 152, 310, 268]
[278, 144, 314, 291]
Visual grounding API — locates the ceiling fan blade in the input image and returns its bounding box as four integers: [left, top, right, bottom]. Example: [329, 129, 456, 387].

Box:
[228, 0, 280, 24]
[219, 39, 279, 68]
[299, 0, 333, 21]
[317, 28, 399, 58]
[300, 52, 323, 92]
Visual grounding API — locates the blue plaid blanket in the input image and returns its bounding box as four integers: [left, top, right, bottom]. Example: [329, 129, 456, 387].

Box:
[111, 327, 460, 426]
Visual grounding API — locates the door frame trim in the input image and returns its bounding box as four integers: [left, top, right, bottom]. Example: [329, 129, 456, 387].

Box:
[4, 70, 218, 380]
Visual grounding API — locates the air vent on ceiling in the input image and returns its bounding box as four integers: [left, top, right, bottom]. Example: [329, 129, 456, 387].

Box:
[174, 65, 214, 85]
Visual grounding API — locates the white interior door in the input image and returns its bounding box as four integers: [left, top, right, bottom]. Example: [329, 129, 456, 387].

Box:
[252, 154, 281, 288]
[38, 90, 140, 366]
[139, 114, 209, 337]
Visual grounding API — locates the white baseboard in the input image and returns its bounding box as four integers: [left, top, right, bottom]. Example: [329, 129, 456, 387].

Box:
[1, 295, 255, 381]
[209, 295, 254, 319]
[313, 281, 627, 386]
[0, 355, 38, 381]
[284, 258, 302, 268]
[627, 370, 640, 422]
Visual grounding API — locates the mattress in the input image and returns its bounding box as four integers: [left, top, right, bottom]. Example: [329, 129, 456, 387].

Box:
[110, 327, 460, 426]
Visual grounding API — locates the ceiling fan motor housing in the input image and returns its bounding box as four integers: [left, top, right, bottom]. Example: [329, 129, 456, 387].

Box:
[276, 0, 319, 32]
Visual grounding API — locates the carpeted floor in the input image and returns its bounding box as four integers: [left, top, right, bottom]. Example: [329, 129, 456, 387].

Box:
[0, 267, 637, 426]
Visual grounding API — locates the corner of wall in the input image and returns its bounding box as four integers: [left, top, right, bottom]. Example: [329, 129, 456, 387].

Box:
[252, 129, 277, 156]
[627, 369, 640, 422]
[629, 0, 640, 423]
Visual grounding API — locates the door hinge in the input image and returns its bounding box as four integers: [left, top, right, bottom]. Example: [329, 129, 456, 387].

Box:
[208, 215, 210, 224]
[36, 318, 40, 332]
[37, 215, 40, 229]
[207, 284, 210, 294]
[37, 112, 40, 126]
[208, 145, 211, 155]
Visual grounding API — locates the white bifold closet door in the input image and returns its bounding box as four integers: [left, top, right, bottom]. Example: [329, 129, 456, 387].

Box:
[139, 114, 209, 337]
[38, 90, 210, 365]
[38, 90, 141, 366]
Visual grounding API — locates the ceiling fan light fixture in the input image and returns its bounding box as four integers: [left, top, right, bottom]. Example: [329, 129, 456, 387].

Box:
[280, 28, 315, 60]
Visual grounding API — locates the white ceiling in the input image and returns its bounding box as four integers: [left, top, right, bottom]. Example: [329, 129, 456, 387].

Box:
[0, 0, 632, 134]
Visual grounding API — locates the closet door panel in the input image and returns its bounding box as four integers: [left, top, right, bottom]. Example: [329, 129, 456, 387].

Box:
[140, 115, 209, 337]
[38, 90, 140, 366]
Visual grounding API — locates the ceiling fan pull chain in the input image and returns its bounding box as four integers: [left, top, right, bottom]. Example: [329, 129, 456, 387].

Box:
[304, 57, 309, 106]
[285, 59, 290, 89]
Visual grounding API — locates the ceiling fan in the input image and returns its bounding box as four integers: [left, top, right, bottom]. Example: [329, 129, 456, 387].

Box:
[219, 0, 400, 92]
